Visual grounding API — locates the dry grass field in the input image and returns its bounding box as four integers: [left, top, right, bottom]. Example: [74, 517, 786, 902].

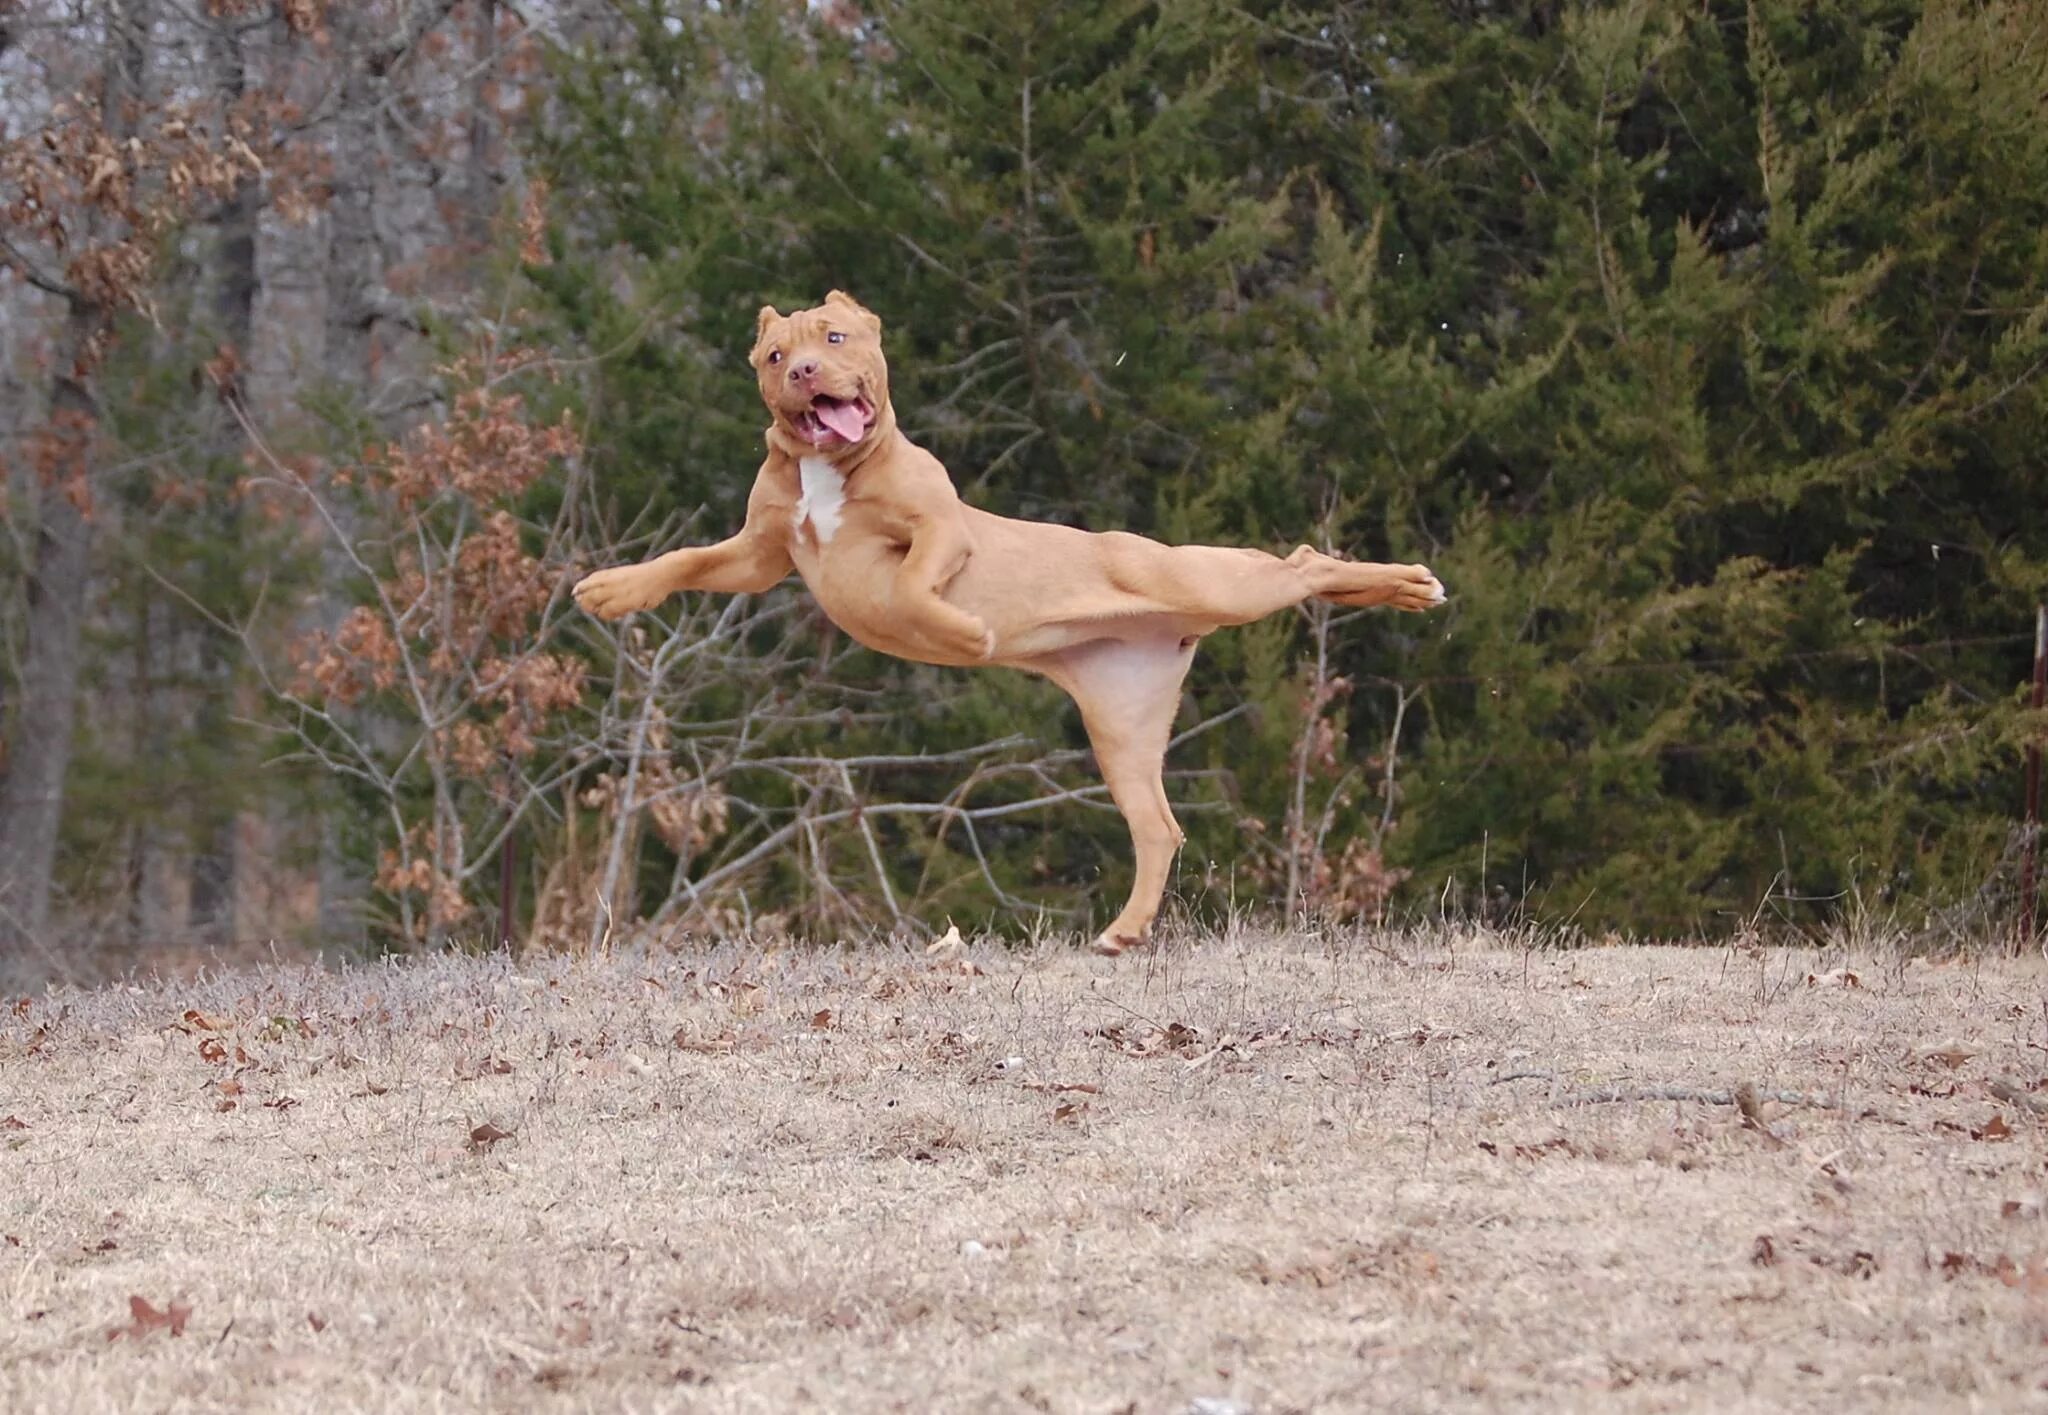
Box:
[4, 928, 2048, 1413]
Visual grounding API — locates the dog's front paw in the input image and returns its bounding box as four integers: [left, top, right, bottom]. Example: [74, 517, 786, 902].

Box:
[573, 565, 663, 620]
[1390, 564, 1448, 613]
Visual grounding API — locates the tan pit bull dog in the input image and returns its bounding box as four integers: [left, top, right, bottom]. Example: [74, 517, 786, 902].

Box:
[573, 291, 1446, 953]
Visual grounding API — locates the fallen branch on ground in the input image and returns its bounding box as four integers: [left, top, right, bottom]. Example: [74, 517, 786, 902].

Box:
[1489, 1071, 1845, 1112]
[1988, 1078, 2048, 1115]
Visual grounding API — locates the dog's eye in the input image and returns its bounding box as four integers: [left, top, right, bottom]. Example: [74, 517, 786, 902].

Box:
[767, 350, 782, 365]
[827, 331, 845, 345]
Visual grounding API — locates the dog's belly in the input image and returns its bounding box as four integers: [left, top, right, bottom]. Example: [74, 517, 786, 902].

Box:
[950, 511, 1217, 655]
[787, 506, 1219, 666]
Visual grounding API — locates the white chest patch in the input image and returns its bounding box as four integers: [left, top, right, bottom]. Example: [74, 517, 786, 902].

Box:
[793, 457, 848, 545]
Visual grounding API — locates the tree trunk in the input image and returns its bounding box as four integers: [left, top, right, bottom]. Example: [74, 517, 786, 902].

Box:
[187, 12, 262, 947]
[0, 0, 151, 969]
[0, 304, 106, 961]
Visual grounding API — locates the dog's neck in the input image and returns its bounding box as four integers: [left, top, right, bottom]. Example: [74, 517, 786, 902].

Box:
[766, 402, 905, 479]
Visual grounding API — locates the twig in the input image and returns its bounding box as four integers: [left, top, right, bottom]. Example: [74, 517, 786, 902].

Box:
[1551, 1083, 1844, 1111]
[1989, 1077, 2048, 1116]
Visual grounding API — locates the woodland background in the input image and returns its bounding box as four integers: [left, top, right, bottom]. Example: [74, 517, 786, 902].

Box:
[1, 0, 2043, 983]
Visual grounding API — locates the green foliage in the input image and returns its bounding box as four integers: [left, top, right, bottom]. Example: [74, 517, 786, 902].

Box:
[530, 0, 2048, 938]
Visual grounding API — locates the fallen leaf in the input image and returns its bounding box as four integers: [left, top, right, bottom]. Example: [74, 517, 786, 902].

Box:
[1916, 1042, 1976, 1070]
[810, 1009, 835, 1031]
[197, 1037, 227, 1064]
[108, 1295, 192, 1341]
[1805, 969, 1862, 989]
[1974, 1114, 2014, 1142]
[672, 1026, 746, 1055]
[469, 1122, 514, 1153]
[307, 1313, 327, 1333]
[1991, 1253, 2048, 1295]
[1752, 1234, 1778, 1267]
[1052, 1102, 1089, 1124]
[264, 1095, 299, 1112]
[0, 1116, 26, 1131]
[181, 1010, 229, 1031]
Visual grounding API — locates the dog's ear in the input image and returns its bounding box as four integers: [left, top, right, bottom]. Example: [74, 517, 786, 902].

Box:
[824, 289, 882, 334]
[751, 305, 781, 363]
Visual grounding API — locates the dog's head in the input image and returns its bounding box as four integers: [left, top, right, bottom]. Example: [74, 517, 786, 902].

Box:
[751, 291, 890, 455]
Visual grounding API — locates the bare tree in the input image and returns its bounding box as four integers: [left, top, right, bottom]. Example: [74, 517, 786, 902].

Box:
[0, 0, 277, 964]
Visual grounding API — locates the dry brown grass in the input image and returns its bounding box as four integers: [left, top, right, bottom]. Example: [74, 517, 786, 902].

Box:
[4, 929, 2048, 1412]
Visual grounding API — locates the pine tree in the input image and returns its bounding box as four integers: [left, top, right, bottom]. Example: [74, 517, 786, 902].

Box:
[526, 0, 2048, 941]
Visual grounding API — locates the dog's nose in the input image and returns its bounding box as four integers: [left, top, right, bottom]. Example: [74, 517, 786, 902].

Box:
[790, 359, 819, 383]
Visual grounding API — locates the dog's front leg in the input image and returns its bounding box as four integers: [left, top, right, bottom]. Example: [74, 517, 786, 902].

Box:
[895, 512, 995, 661]
[575, 468, 795, 620]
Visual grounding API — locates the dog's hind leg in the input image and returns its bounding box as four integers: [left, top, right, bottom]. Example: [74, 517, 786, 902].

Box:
[1094, 535, 1443, 627]
[1036, 632, 1198, 955]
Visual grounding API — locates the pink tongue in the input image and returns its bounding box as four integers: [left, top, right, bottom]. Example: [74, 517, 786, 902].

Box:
[814, 399, 867, 443]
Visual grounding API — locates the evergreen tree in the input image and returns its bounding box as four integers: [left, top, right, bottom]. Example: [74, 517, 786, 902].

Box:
[527, 0, 2048, 940]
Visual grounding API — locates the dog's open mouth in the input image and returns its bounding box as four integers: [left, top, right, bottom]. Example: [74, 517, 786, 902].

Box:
[794, 393, 874, 447]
